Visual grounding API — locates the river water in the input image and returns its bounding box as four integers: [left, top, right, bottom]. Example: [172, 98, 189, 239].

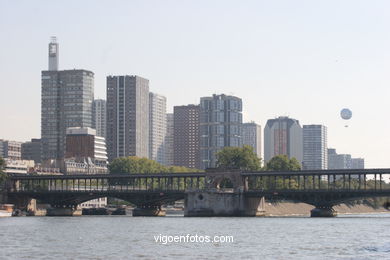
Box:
[1, 214, 390, 260]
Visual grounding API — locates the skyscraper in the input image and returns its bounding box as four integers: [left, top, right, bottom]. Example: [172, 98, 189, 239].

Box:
[242, 122, 262, 160]
[21, 138, 42, 164]
[302, 125, 327, 170]
[264, 116, 303, 164]
[351, 158, 365, 169]
[48, 36, 59, 71]
[106, 75, 149, 161]
[149, 92, 167, 164]
[92, 99, 107, 138]
[164, 113, 174, 166]
[174, 105, 201, 169]
[200, 94, 242, 169]
[41, 38, 94, 162]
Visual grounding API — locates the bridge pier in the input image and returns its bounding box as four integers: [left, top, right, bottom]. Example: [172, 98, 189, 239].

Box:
[46, 206, 82, 216]
[310, 206, 337, 217]
[132, 205, 166, 217]
[184, 191, 265, 217]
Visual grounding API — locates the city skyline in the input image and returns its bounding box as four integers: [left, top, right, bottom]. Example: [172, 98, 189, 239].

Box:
[1, 1, 389, 167]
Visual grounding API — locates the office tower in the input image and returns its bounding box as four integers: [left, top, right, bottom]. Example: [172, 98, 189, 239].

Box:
[92, 99, 107, 138]
[200, 94, 242, 169]
[174, 105, 201, 169]
[48, 36, 59, 71]
[242, 122, 262, 160]
[149, 92, 167, 164]
[302, 125, 327, 170]
[351, 158, 365, 169]
[106, 75, 149, 161]
[164, 113, 174, 166]
[327, 148, 352, 169]
[264, 116, 303, 164]
[41, 38, 94, 162]
[0, 140, 22, 160]
[21, 138, 42, 164]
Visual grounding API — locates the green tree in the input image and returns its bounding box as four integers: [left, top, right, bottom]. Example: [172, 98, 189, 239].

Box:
[0, 157, 7, 188]
[108, 156, 200, 174]
[215, 145, 262, 171]
[265, 155, 301, 171]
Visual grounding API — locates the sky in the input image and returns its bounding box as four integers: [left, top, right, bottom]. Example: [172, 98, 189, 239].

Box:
[1, 0, 390, 168]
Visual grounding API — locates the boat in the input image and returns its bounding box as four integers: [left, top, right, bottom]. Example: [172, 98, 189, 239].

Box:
[0, 204, 14, 217]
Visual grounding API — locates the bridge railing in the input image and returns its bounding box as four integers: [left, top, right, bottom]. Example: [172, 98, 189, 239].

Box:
[243, 170, 390, 192]
[9, 174, 207, 193]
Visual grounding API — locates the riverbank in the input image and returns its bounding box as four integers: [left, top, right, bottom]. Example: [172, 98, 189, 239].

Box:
[264, 202, 390, 216]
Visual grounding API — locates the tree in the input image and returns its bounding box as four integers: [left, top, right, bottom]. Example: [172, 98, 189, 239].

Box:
[215, 145, 262, 171]
[0, 157, 7, 187]
[108, 156, 200, 174]
[265, 155, 301, 171]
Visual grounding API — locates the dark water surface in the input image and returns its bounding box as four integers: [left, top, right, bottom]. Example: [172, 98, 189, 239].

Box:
[1, 214, 390, 260]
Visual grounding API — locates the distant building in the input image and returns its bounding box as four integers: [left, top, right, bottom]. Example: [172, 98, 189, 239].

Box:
[4, 159, 35, 175]
[65, 127, 107, 164]
[200, 94, 242, 169]
[174, 105, 201, 169]
[242, 122, 262, 160]
[21, 138, 42, 164]
[92, 99, 107, 138]
[302, 125, 327, 170]
[351, 158, 365, 169]
[327, 148, 352, 169]
[0, 140, 22, 160]
[106, 75, 149, 161]
[264, 116, 303, 164]
[164, 113, 174, 166]
[149, 92, 167, 164]
[48, 36, 59, 71]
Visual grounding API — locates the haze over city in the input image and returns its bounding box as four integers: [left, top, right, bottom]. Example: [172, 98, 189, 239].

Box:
[1, 0, 390, 167]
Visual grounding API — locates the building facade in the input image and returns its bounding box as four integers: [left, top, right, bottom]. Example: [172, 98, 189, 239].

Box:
[21, 138, 42, 164]
[174, 105, 201, 169]
[164, 113, 174, 166]
[264, 116, 303, 164]
[242, 122, 262, 160]
[92, 99, 107, 138]
[0, 140, 22, 160]
[200, 94, 242, 169]
[106, 75, 149, 161]
[327, 148, 352, 169]
[149, 92, 167, 164]
[302, 125, 327, 170]
[351, 158, 365, 169]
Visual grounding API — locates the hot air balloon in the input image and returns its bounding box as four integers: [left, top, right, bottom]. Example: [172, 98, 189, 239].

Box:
[340, 108, 352, 127]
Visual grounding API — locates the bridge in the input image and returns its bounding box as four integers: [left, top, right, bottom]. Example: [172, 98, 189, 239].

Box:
[5, 168, 390, 217]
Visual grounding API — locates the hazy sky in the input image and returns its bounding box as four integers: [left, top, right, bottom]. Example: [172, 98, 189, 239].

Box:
[1, 0, 390, 167]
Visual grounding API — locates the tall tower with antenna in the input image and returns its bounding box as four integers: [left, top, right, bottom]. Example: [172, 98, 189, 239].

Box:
[48, 36, 59, 70]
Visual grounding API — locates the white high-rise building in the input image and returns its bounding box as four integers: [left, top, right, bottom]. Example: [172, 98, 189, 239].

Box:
[242, 122, 262, 160]
[93, 99, 107, 138]
[303, 125, 327, 170]
[149, 92, 167, 164]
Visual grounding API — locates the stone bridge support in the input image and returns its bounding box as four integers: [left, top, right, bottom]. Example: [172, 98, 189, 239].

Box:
[310, 205, 337, 217]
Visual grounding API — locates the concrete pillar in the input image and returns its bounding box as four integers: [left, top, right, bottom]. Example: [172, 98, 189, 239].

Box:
[310, 206, 337, 217]
[132, 206, 166, 217]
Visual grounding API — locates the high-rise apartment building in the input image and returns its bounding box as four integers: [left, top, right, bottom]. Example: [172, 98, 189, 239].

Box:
[174, 105, 201, 169]
[302, 125, 327, 170]
[264, 116, 303, 164]
[41, 38, 94, 162]
[242, 122, 262, 160]
[200, 94, 242, 169]
[21, 138, 42, 164]
[351, 158, 365, 169]
[327, 148, 352, 169]
[149, 92, 167, 164]
[164, 113, 174, 166]
[106, 75, 149, 161]
[92, 99, 107, 138]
